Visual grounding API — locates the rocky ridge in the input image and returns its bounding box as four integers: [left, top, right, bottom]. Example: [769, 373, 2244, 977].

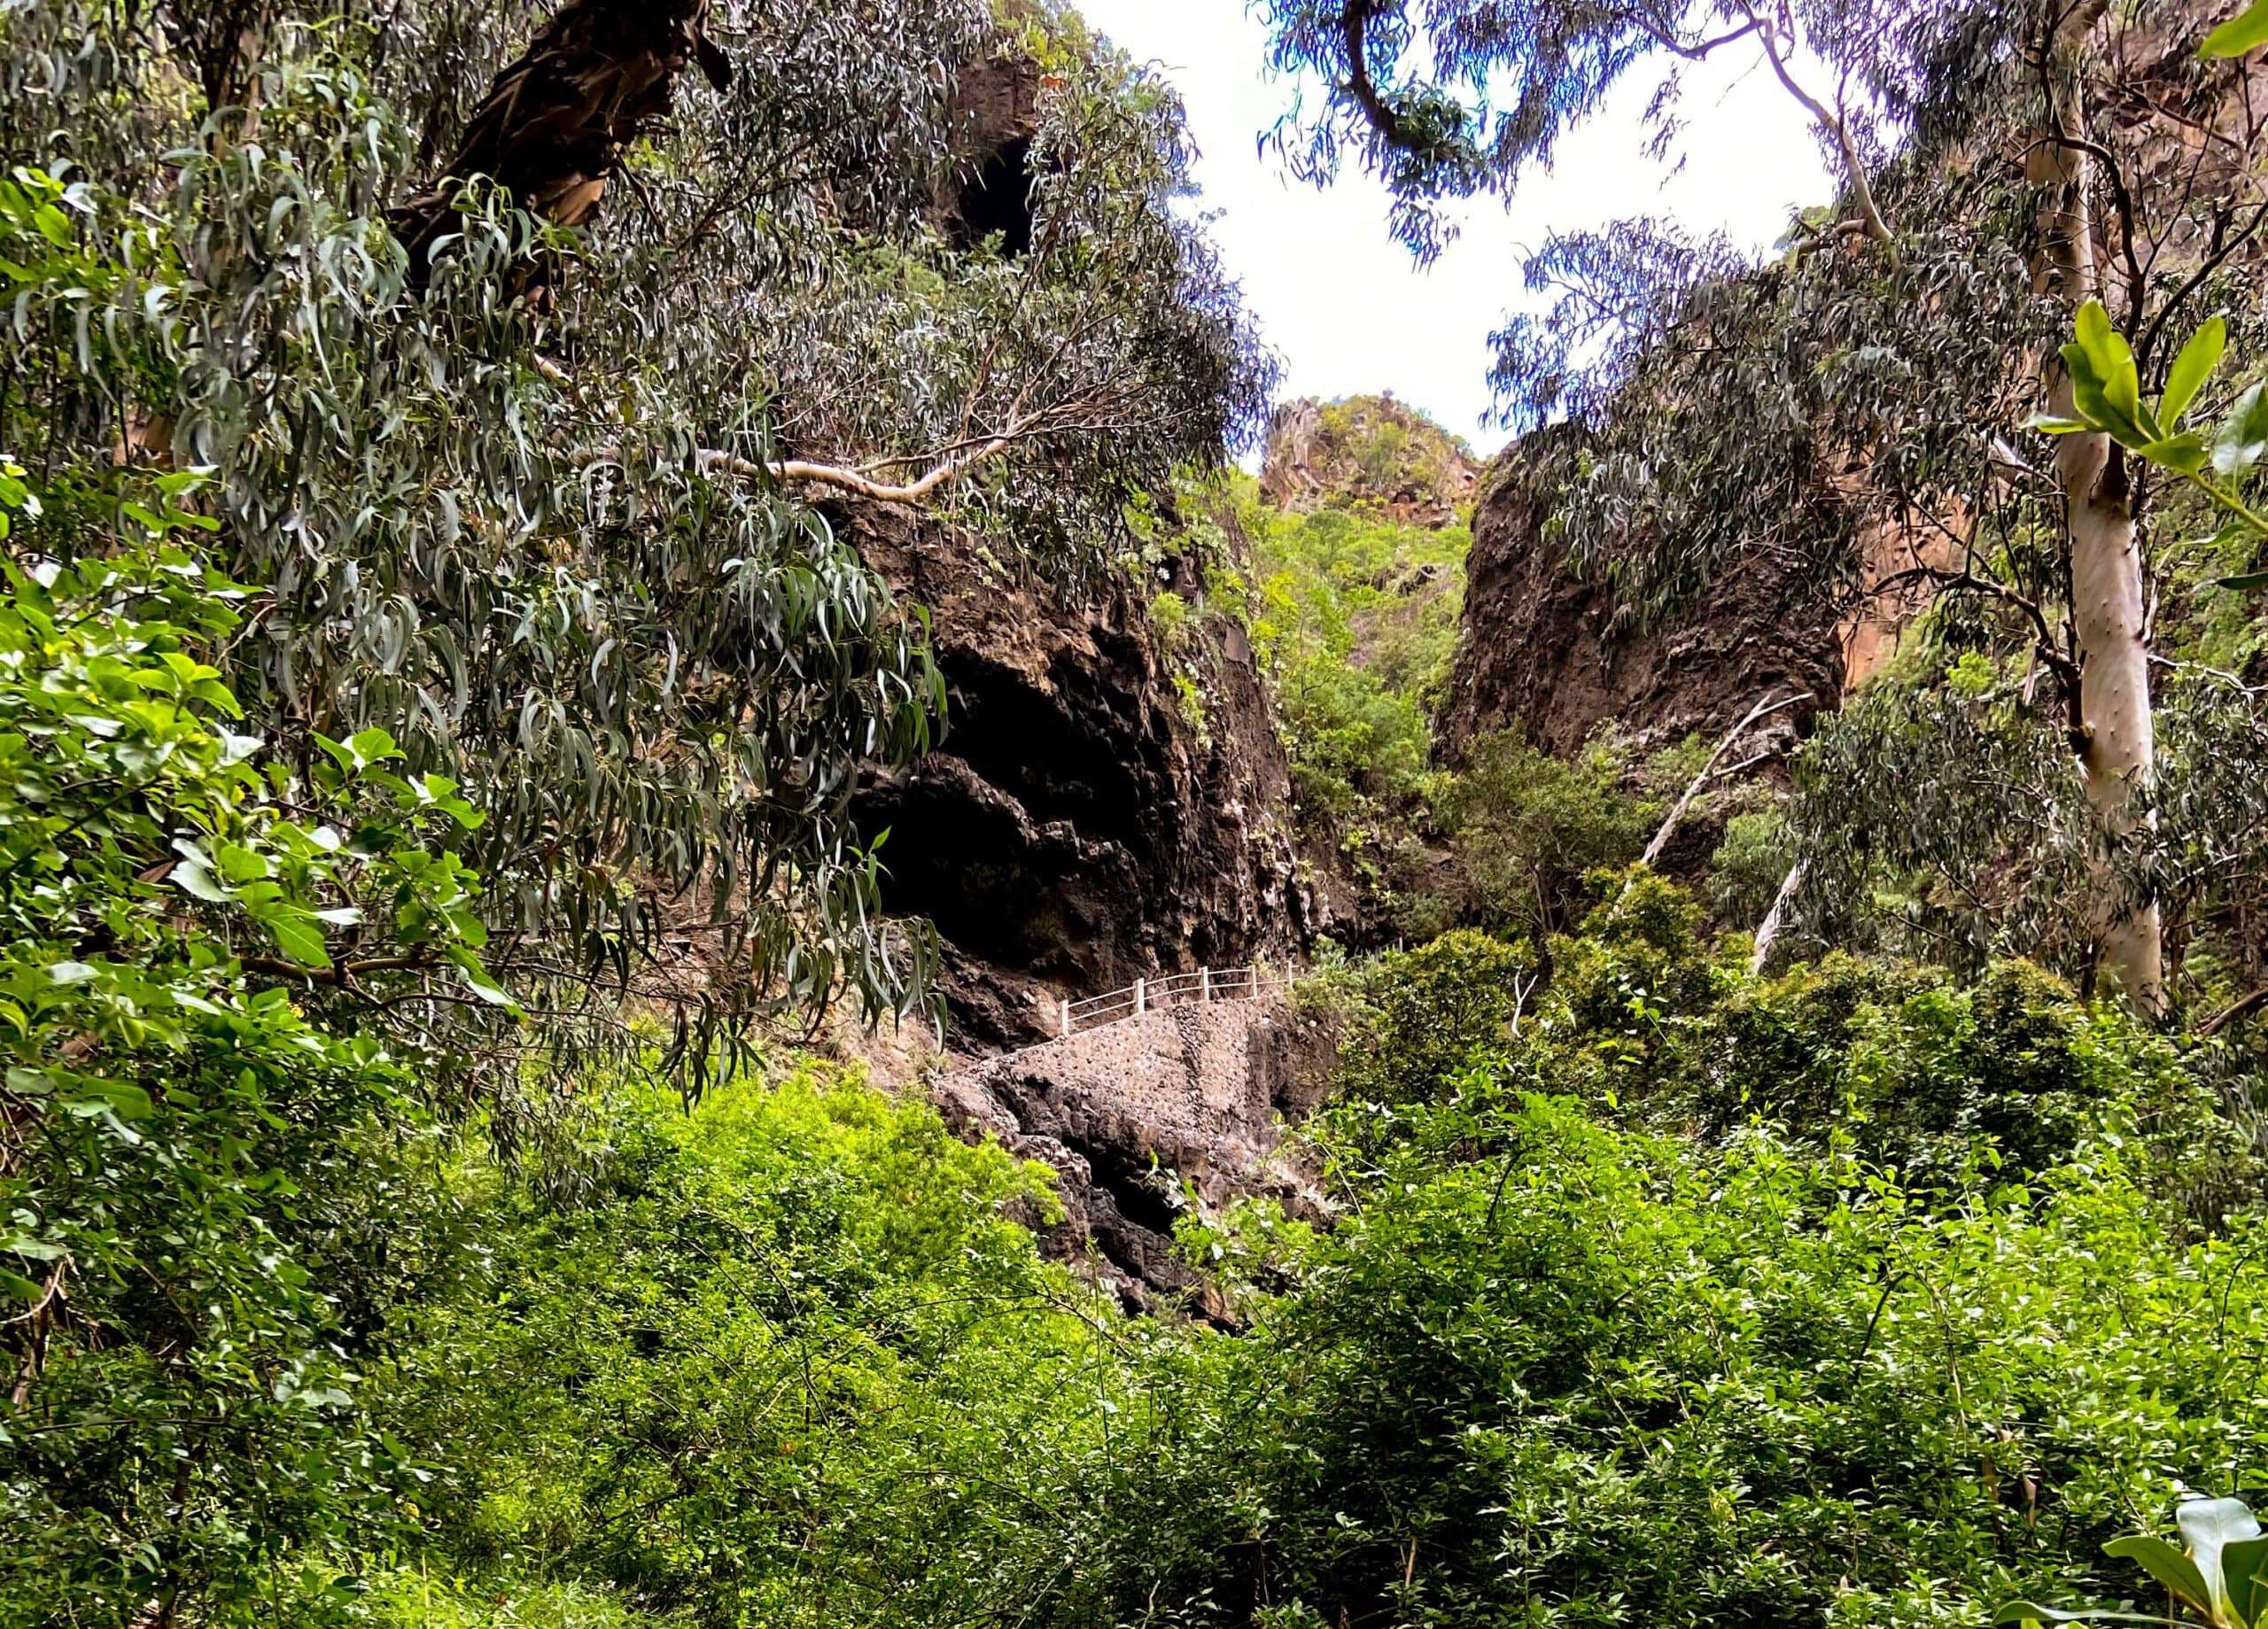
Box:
[1261, 394, 1480, 528]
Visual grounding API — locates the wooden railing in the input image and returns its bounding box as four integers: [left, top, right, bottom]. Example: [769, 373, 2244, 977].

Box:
[1052, 966, 1285, 1038]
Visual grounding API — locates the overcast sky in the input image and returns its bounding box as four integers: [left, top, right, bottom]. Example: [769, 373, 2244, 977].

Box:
[1074, 0, 1837, 455]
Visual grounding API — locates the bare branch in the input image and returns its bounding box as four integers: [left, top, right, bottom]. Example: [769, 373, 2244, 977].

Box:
[1643, 687, 1811, 867]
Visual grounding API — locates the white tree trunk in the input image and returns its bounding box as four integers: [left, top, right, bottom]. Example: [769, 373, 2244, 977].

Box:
[2039, 24, 2163, 1016]
[2055, 421, 2162, 1012]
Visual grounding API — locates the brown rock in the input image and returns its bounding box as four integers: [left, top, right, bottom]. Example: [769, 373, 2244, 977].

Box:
[843, 504, 1324, 1048]
[1441, 428, 1843, 757]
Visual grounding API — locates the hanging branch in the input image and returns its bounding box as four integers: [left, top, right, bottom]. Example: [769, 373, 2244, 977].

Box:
[1751, 858, 1807, 975]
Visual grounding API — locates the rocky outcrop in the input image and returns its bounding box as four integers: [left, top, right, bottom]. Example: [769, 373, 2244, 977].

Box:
[932, 991, 1335, 1311]
[1441, 431, 1842, 757]
[846, 507, 1320, 1049]
[1262, 394, 1479, 528]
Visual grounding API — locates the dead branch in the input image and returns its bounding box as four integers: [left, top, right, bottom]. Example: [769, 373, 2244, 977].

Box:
[1751, 858, 1807, 976]
[1643, 688, 1811, 868]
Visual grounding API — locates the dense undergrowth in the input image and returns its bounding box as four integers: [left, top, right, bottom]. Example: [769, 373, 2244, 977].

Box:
[10, 0, 2268, 1622]
[13, 537, 2265, 1625]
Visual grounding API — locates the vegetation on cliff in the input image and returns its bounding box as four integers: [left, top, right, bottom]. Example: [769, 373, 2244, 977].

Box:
[8, 0, 2268, 1625]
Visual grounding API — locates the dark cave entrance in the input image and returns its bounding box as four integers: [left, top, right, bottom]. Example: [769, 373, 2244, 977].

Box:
[953, 136, 1037, 255]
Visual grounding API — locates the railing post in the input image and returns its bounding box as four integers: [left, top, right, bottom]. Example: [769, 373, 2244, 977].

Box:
[1060, 997, 1071, 1038]
[1200, 966, 1211, 1004]
[1134, 977, 1146, 1016]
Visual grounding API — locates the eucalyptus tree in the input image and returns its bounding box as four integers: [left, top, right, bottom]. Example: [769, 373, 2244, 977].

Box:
[1260, 0, 2267, 1012]
[0, 0, 1267, 1080]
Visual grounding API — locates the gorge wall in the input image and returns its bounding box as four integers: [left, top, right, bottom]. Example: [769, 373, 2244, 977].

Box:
[847, 507, 1321, 1050]
[1441, 435, 1844, 758]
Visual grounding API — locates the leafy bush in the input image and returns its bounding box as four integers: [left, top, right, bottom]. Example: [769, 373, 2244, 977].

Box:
[377, 1065, 1146, 1629]
[0, 539, 495, 1624]
[1146, 1080, 2268, 1629]
[1307, 929, 1534, 1109]
[1436, 730, 1656, 939]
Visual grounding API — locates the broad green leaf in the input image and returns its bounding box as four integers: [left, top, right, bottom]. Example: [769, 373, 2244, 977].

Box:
[2070, 302, 2154, 442]
[2163, 316, 2225, 426]
[2214, 570, 2268, 591]
[2214, 383, 2268, 476]
[2180, 1499, 2264, 1616]
[2031, 415, 2090, 435]
[2062, 344, 2148, 448]
[2106, 1534, 2214, 1612]
[346, 725, 401, 767]
[2203, 0, 2268, 56]
[172, 855, 231, 903]
[2220, 1533, 2268, 1626]
[62, 1080, 153, 1120]
[216, 842, 269, 884]
[2137, 433, 2210, 477]
[266, 912, 332, 970]
[447, 946, 517, 1010]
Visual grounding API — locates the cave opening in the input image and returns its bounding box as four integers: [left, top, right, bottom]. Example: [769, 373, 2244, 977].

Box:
[953, 136, 1036, 255]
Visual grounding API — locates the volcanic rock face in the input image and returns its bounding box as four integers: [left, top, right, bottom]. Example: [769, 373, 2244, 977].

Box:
[1441, 433, 1844, 756]
[1262, 394, 1479, 528]
[846, 507, 1317, 1048]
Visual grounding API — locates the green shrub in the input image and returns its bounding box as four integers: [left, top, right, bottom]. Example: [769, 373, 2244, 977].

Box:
[1438, 732, 1657, 939]
[1146, 1075, 2268, 1629]
[377, 1064, 1146, 1629]
[0, 541, 495, 1625]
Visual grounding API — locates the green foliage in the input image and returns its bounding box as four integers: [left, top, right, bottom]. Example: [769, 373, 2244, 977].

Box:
[2038, 304, 2268, 558]
[377, 1063, 1157, 1629]
[0, 540, 497, 1623]
[2004, 1496, 2268, 1628]
[1435, 730, 1655, 940]
[1309, 928, 1533, 1108]
[1793, 629, 2268, 1013]
[1155, 1079, 2268, 1629]
[1135, 896, 2268, 1629]
[0, 0, 1272, 1070]
[2204, 0, 2268, 58]
[1239, 484, 1467, 823]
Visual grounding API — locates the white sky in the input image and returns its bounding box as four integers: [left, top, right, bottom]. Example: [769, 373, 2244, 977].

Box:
[1074, 0, 1837, 455]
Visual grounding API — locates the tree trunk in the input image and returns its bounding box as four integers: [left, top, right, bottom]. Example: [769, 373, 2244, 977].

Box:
[392, 0, 731, 287]
[2037, 12, 2163, 1016]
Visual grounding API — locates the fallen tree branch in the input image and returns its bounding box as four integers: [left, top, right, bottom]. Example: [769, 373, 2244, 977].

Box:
[2202, 986, 2268, 1037]
[1751, 858, 1807, 976]
[1643, 688, 1810, 868]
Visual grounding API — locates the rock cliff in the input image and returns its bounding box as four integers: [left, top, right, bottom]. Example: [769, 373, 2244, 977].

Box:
[1441, 428, 1843, 758]
[845, 506, 1319, 1049]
